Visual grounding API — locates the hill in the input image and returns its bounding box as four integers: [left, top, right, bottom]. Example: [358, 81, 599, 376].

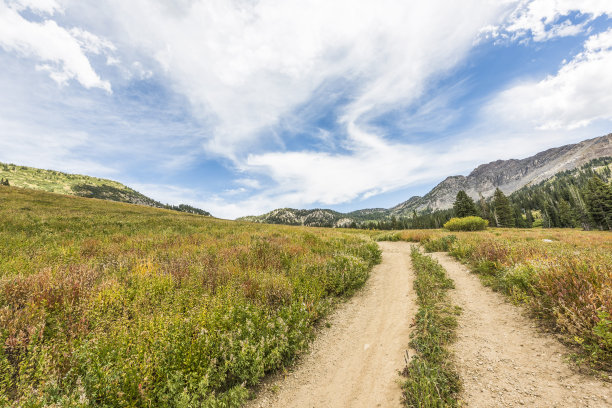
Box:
[0, 162, 211, 216]
[242, 133, 612, 227]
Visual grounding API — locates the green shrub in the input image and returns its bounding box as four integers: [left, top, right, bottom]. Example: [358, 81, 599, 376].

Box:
[423, 235, 457, 252]
[448, 240, 474, 261]
[403, 248, 461, 407]
[443, 216, 488, 231]
[373, 232, 401, 241]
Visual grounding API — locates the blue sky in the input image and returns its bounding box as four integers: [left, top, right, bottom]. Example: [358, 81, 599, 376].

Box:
[1, 0, 612, 218]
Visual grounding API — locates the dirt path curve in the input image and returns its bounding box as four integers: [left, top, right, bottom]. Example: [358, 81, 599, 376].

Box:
[430, 252, 611, 408]
[246, 242, 416, 408]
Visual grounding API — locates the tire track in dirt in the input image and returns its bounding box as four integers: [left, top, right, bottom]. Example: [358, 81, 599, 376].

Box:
[430, 252, 611, 408]
[246, 242, 416, 408]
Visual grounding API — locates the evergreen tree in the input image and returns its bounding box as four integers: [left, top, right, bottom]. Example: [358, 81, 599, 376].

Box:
[558, 198, 576, 228]
[493, 188, 514, 227]
[584, 175, 612, 230]
[525, 209, 534, 228]
[453, 190, 478, 217]
[514, 206, 527, 228]
[477, 195, 495, 225]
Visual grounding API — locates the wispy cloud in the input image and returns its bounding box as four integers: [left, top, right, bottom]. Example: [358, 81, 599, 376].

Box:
[1, 1, 612, 219]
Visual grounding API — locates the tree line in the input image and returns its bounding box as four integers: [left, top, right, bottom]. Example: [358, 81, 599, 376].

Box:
[351, 157, 612, 230]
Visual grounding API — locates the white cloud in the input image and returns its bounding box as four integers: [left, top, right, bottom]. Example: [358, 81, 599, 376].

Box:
[0, 115, 117, 175]
[485, 28, 612, 131]
[3, 0, 611, 219]
[69, 27, 116, 55]
[7, 0, 62, 15]
[99, 0, 510, 160]
[82, 0, 512, 215]
[490, 0, 612, 42]
[0, 1, 111, 91]
[235, 178, 262, 190]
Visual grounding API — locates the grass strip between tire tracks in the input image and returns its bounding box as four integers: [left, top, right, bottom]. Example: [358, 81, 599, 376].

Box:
[402, 247, 461, 407]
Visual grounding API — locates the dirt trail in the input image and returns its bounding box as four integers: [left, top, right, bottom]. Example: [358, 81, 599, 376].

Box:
[430, 252, 611, 408]
[247, 242, 416, 408]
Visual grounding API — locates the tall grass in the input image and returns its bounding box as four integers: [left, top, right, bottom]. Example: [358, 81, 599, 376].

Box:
[0, 186, 381, 406]
[402, 248, 461, 407]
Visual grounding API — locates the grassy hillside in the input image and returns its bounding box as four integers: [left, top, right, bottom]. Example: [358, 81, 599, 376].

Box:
[0, 162, 210, 216]
[0, 185, 380, 406]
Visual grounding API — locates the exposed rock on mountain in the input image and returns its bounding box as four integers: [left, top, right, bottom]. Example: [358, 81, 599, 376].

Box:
[391, 133, 612, 215]
[242, 133, 612, 226]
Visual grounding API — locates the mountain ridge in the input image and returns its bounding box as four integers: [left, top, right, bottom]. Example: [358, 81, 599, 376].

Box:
[391, 133, 612, 214]
[241, 133, 612, 226]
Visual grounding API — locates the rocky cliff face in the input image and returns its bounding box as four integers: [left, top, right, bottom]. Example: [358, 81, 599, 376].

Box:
[391, 133, 612, 214]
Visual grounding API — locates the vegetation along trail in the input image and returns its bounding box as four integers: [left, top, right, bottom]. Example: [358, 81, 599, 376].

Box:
[248, 242, 417, 408]
[430, 252, 612, 408]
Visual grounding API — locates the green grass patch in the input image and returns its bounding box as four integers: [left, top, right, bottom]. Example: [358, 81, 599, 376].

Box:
[402, 248, 461, 407]
[422, 235, 457, 252]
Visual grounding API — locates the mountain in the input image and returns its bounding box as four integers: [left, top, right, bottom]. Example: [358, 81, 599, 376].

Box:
[508, 156, 612, 229]
[391, 133, 612, 215]
[0, 162, 211, 216]
[239, 208, 350, 227]
[241, 133, 612, 227]
[238, 207, 391, 228]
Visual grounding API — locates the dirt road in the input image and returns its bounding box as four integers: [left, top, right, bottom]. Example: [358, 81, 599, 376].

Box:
[247, 242, 416, 408]
[430, 252, 612, 408]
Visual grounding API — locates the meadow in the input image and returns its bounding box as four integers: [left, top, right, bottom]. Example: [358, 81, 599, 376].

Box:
[0, 186, 380, 407]
[381, 228, 612, 372]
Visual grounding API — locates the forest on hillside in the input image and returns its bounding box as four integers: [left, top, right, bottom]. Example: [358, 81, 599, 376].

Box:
[354, 157, 612, 231]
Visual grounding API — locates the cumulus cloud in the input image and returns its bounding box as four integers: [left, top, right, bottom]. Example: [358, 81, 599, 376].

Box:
[487, 0, 612, 42]
[0, 0, 111, 91]
[485, 28, 612, 131]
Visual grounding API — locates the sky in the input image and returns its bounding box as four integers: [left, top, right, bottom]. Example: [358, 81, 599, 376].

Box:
[1, 1, 612, 219]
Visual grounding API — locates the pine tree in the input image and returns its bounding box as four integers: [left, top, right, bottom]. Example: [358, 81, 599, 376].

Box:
[584, 175, 612, 230]
[558, 198, 576, 228]
[453, 190, 478, 217]
[514, 206, 527, 228]
[493, 188, 514, 227]
[477, 195, 495, 225]
[525, 209, 534, 228]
